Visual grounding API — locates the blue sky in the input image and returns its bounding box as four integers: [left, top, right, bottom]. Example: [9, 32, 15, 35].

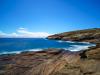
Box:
[0, 0, 100, 37]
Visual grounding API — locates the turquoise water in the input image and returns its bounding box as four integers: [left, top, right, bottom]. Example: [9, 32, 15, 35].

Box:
[0, 38, 95, 54]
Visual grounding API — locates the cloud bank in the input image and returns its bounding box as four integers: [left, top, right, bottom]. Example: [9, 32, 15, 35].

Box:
[0, 28, 51, 38]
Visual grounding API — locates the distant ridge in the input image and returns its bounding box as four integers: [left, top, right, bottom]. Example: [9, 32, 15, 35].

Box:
[47, 28, 100, 43]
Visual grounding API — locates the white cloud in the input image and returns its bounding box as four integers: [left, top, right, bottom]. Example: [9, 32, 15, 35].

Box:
[0, 28, 51, 38]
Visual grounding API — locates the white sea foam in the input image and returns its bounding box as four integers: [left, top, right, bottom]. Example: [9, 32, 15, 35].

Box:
[0, 49, 43, 55]
[65, 41, 93, 44]
[27, 49, 42, 51]
[0, 51, 21, 55]
[57, 40, 75, 43]
[57, 40, 64, 43]
[68, 45, 89, 51]
[57, 40, 91, 44]
[66, 44, 96, 51]
[65, 41, 75, 43]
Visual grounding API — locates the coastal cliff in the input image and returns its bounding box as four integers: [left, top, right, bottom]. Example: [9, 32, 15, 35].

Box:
[0, 28, 100, 75]
[47, 28, 100, 43]
[47, 28, 100, 59]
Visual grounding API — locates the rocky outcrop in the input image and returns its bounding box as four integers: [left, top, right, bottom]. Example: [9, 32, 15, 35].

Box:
[47, 28, 100, 43]
[0, 28, 100, 75]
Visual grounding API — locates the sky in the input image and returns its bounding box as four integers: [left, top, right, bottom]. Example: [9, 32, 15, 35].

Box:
[0, 0, 100, 38]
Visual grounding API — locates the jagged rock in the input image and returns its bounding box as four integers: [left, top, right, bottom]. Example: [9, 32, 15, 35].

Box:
[86, 48, 100, 59]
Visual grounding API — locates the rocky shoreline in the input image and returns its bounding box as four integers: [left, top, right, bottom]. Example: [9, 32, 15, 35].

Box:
[47, 28, 100, 59]
[0, 28, 100, 75]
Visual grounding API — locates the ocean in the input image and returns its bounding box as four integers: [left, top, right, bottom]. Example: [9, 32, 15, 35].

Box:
[0, 38, 95, 55]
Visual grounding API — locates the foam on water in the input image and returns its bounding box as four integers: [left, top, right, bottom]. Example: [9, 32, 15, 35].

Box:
[57, 40, 91, 44]
[67, 45, 90, 51]
[0, 51, 21, 55]
[68, 44, 95, 51]
[0, 49, 43, 55]
[57, 40, 96, 51]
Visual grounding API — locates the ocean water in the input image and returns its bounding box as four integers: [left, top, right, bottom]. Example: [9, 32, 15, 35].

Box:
[0, 38, 95, 54]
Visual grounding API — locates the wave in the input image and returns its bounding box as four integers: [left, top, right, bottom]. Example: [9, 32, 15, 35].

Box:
[0, 49, 43, 55]
[66, 44, 96, 51]
[65, 41, 93, 44]
[57, 40, 75, 43]
[0, 51, 21, 55]
[67, 45, 89, 51]
[57, 40, 91, 44]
